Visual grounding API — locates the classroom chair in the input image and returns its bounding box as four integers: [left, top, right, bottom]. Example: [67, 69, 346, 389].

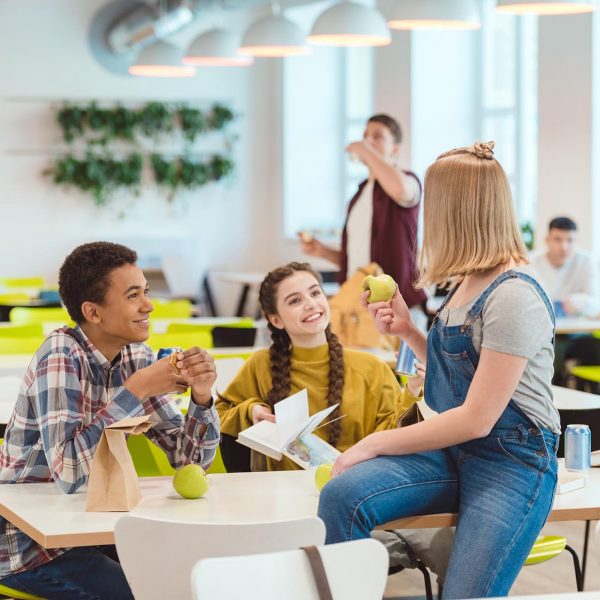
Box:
[191, 539, 388, 600]
[0, 336, 45, 355]
[9, 307, 71, 326]
[0, 324, 43, 337]
[0, 293, 30, 305]
[150, 299, 193, 319]
[0, 584, 43, 600]
[114, 516, 326, 600]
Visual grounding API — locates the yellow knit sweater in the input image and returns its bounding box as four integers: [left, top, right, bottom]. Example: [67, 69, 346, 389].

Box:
[216, 344, 418, 471]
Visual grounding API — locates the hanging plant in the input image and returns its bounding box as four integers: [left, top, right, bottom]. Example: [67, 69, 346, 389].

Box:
[177, 107, 206, 143]
[57, 105, 87, 143]
[520, 222, 534, 251]
[151, 153, 234, 202]
[48, 152, 142, 206]
[207, 103, 234, 130]
[137, 102, 173, 138]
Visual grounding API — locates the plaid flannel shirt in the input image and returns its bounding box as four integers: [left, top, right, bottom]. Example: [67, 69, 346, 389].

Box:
[0, 325, 219, 576]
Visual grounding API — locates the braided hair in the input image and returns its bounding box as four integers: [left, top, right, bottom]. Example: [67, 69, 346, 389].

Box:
[258, 262, 345, 446]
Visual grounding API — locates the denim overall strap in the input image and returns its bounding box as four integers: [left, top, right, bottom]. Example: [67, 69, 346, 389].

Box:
[462, 269, 556, 339]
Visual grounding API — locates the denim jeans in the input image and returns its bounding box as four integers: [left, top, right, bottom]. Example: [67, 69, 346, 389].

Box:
[0, 545, 133, 600]
[318, 271, 559, 599]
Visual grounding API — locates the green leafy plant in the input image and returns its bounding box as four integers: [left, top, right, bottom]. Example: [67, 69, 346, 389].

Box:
[136, 102, 173, 138]
[207, 104, 234, 130]
[521, 222, 534, 251]
[57, 105, 88, 143]
[49, 153, 142, 206]
[177, 107, 206, 143]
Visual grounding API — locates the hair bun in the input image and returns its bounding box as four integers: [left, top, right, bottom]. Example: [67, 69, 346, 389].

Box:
[469, 141, 495, 160]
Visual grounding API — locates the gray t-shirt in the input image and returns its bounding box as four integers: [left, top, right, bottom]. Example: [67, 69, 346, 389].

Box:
[439, 275, 561, 433]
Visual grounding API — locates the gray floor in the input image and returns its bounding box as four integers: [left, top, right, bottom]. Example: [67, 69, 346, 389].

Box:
[384, 520, 599, 598]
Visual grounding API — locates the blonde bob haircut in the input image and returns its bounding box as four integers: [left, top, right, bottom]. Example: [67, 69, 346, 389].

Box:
[418, 141, 527, 289]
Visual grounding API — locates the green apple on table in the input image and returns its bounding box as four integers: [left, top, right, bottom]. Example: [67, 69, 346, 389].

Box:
[173, 464, 209, 499]
[361, 274, 397, 303]
[315, 463, 334, 492]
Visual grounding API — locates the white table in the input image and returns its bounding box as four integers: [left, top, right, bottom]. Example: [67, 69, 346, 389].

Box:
[555, 318, 600, 335]
[1, 467, 600, 550]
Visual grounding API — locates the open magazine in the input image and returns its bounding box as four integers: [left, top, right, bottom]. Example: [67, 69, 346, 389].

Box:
[237, 389, 341, 469]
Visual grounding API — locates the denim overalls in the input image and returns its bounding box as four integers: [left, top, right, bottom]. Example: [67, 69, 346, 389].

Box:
[318, 271, 559, 599]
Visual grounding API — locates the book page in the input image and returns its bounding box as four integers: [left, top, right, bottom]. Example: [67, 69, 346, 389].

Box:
[274, 389, 309, 448]
[284, 433, 341, 469]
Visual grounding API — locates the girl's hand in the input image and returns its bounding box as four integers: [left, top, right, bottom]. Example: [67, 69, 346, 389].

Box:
[363, 288, 413, 338]
[251, 404, 275, 424]
[406, 360, 425, 397]
[332, 436, 378, 477]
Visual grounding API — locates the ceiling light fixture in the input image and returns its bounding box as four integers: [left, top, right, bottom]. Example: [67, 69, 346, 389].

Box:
[387, 0, 481, 30]
[496, 0, 595, 14]
[183, 28, 253, 67]
[239, 2, 310, 57]
[129, 40, 196, 77]
[308, 0, 391, 46]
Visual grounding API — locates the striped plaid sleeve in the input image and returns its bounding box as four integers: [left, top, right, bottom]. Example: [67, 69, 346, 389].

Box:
[34, 348, 144, 494]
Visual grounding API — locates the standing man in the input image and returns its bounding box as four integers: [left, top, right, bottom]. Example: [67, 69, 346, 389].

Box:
[0, 242, 219, 600]
[300, 114, 427, 327]
[529, 216, 600, 317]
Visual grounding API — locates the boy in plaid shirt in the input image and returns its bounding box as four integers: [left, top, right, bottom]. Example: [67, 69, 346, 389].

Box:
[0, 242, 219, 599]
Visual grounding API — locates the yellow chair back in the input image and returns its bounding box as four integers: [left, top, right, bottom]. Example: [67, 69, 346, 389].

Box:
[0, 336, 45, 354]
[9, 307, 72, 325]
[0, 277, 45, 289]
[0, 324, 43, 337]
[146, 331, 213, 351]
[150, 299, 192, 319]
[0, 293, 31, 304]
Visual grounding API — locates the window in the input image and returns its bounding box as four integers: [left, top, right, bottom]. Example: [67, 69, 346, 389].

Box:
[283, 2, 373, 241]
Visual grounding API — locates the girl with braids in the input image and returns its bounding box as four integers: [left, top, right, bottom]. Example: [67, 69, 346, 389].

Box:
[318, 142, 561, 598]
[216, 262, 417, 471]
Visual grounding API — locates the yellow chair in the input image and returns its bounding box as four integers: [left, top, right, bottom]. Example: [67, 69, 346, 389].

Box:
[0, 336, 45, 355]
[150, 299, 193, 319]
[0, 584, 43, 599]
[570, 365, 600, 384]
[128, 435, 226, 477]
[0, 324, 43, 337]
[146, 332, 213, 352]
[0, 293, 30, 304]
[9, 307, 72, 326]
[525, 535, 583, 590]
[0, 277, 45, 289]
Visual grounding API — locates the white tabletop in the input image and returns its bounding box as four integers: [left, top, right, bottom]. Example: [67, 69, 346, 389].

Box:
[555, 317, 600, 334]
[552, 385, 600, 411]
[1, 467, 600, 549]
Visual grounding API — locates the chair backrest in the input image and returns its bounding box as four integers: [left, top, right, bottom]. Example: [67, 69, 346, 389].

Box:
[212, 326, 256, 347]
[150, 299, 193, 319]
[0, 324, 43, 337]
[191, 539, 388, 600]
[9, 307, 71, 325]
[0, 277, 45, 289]
[146, 331, 213, 351]
[114, 516, 326, 600]
[0, 336, 45, 355]
[0, 293, 30, 304]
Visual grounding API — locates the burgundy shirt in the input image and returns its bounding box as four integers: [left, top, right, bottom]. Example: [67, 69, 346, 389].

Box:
[339, 173, 427, 309]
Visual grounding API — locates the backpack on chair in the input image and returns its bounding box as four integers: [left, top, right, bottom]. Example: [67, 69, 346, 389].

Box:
[329, 263, 398, 351]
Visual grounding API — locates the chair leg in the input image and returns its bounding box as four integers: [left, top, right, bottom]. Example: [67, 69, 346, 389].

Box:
[415, 560, 434, 600]
[564, 544, 584, 592]
[582, 519, 590, 587]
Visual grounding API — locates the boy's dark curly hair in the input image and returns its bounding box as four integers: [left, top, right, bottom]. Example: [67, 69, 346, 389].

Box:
[58, 242, 137, 323]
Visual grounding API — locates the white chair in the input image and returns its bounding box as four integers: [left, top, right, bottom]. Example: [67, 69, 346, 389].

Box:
[114, 515, 326, 600]
[211, 357, 245, 397]
[191, 538, 389, 600]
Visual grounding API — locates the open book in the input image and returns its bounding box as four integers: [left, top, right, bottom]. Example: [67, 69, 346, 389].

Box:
[237, 389, 341, 469]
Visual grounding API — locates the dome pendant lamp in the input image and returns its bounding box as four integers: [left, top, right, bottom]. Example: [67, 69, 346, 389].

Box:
[496, 0, 595, 14]
[388, 0, 481, 30]
[129, 41, 196, 77]
[308, 0, 391, 46]
[239, 2, 310, 57]
[184, 28, 253, 67]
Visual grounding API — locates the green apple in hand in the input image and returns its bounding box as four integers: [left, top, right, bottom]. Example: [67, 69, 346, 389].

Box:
[361, 274, 397, 303]
[315, 463, 334, 492]
[173, 464, 209, 499]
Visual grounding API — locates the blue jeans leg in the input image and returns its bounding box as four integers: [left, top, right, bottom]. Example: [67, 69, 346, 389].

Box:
[441, 434, 558, 599]
[318, 450, 459, 544]
[0, 545, 133, 600]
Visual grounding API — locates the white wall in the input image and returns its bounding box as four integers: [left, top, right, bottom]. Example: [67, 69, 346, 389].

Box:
[0, 0, 281, 315]
[537, 12, 595, 250]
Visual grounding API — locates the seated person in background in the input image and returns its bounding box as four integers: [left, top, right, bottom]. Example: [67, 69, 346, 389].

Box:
[0, 242, 219, 600]
[216, 262, 420, 471]
[529, 216, 600, 317]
